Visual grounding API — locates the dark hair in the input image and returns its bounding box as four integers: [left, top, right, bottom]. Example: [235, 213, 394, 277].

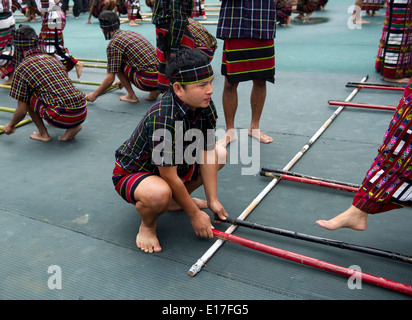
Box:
[18, 24, 37, 38]
[165, 49, 210, 81]
[98, 10, 120, 25]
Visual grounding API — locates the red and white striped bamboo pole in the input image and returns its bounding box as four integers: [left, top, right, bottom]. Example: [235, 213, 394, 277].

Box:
[213, 229, 412, 296]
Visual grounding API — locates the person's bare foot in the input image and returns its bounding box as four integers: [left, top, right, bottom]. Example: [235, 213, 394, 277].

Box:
[58, 125, 82, 141]
[168, 197, 208, 211]
[316, 206, 368, 231]
[145, 90, 160, 101]
[30, 131, 51, 141]
[120, 94, 139, 103]
[217, 129, 237, 147]
[383, 77, 410, 83]
[75, 61, 84, 78]
[2, 77, 12, 85]
[136, 224, 162, 253]
[352, 16, 370, 24]
[248, 128, 273, 144]
[129, 20, 140, 26]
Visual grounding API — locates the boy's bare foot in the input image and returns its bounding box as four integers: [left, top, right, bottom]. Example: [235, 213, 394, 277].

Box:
[384, 77, 410, 83]
[145, 90, 160, 101]
[352, 16, 370, 24]
[2, 77, 12, 85]
[58, 125, 82, 141]
[248, 128, 273, 143]
[316, 206, 368, 231]
[30, 131, 51, 141]
[75, 61, 84, 78]
[120, 94, 139, 103]
[129, 20, 140, 26]
[136, 224, 162, 253]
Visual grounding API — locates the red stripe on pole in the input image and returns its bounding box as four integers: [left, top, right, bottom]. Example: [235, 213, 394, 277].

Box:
[352, 84, 404, 91]
[213, 229, 412, 296]
[328, 100, 397, 111]
[278, 174, 359, 193]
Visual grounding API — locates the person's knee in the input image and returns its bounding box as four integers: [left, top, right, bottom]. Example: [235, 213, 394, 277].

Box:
[253, 79, 266, 88]
[138, 184, 172, 213]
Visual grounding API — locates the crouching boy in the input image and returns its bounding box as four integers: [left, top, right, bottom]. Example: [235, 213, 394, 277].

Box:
[112, 49, 228, 253]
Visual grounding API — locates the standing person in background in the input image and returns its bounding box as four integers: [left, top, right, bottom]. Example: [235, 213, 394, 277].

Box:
[151, 0, 194, 93]
[147, 1, 216, 61]
[192, 0, 206, 20]
[375, 0, 412, 83]
[216, 0, 276, 146]
[351, 0, 371, 24]
[0, 0, 16, 85]
[126, 0, 141, 26]
[362, 0, 382, 17]
[37, 1, 84, 78]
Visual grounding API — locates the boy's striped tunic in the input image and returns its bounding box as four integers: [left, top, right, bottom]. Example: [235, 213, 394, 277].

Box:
[107, 29, 158, 91]
[9, 48, 87, 128]
[353, 78, 412, 213]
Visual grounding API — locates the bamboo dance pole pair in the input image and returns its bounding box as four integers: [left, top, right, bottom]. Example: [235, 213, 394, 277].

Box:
[213, 230, 412, 296]
[329, 100, 396, 111]
[260, 169, 359, 193]
[346, 82, 405, 91]
[187, 75, 370, 277]
[217, 216, 412, 264]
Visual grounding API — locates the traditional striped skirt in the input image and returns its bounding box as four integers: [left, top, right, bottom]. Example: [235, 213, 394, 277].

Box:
[221, 38, 275, 84]
[127, 0, 141, 21]
[353, 79, 412, 213]
[375, 0, 412, 79]
[362, 0, 382, 12]
[112, 163, 198, 204]
[112, 165, 155, 204]
[0, 12, 15, 78]
[123, 64, 158, 91]
[155, 25, 195, 92]
[30, 96, 87, 129]
[192, 0, 205, 17]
